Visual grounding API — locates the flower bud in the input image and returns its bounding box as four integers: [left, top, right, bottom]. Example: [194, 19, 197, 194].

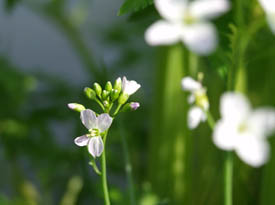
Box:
[94, 83, 102, 98]
[102, 90, 110, 100]
[111, 89, 120, 101]
[105, 81, 112, 92]
[84, 87, 96, 100]
[68, 103, 85, 112]
[103, 100, 110, 108]
[121, 102, 140, 112]
[114, 77, 122, 93]
[118, 93, 129, 105]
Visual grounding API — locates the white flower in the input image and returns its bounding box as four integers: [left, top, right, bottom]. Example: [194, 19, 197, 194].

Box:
[122, 76, 141, 96]
[213, 92, 275, 167]
[74, 109, 113, 158]
[258, 0, 275, 34]
[182, 76, 209, 129]
[145, 0, 230, 55]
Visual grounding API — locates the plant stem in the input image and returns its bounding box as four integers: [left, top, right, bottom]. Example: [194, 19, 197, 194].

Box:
[224, 152, 233, 205]
[113, 104, 122, 116]
[205, 110, 215, 130]
[101, 132, 111, 205]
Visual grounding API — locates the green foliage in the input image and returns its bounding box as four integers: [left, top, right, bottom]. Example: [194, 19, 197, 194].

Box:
[118, 0, 153, 16]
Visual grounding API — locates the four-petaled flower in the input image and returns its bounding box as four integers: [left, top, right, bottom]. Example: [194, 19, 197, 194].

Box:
[74, 109, 113, 158]
[213, 92, 275, 167]
[182, 76, 209, 129]
[258, 0, 275, 34]
[122, 76, 141, 96]
[145, 0, 230, 55]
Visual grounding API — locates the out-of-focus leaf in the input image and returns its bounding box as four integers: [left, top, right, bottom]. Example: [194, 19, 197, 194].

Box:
[4, 0, 20, 12]
[118, 0, 153, 16]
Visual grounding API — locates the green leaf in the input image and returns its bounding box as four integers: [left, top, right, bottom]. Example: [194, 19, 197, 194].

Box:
[118, 0, 153, 16]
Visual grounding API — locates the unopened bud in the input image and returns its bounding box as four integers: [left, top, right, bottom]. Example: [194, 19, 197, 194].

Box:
[114, 77, 122, 93]
[121, 102, 140, 112]
[102, 90, 110, 100]
[94, 83, 102, 98]
[105, 81, 112, 92]
[68, 103, 85, 112]
[111, 89, 120, 101]
[84, 87, 96, 100]
[103, 100, 110, 108]
[118, 93, 129, 105]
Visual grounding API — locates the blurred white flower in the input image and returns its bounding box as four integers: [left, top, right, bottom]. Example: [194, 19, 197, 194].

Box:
[122, 76, 141, 96]
[182, 76, 209, 129]
[213, 92, 275, 167]
[145, 0, 230, 55]
[258, 0, 275, 34]
[74, 109, 113, 158]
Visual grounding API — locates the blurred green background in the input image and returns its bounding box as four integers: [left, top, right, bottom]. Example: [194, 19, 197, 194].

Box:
[0, 0, 275, 204]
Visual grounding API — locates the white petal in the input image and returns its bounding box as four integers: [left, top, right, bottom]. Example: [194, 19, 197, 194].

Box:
[188, 94, 195, 104]
[74, 135, 89, 146]
[190, 0, 230, 20]
[145, 20, 182, 46]
[267, 13, 275, 34]
[259, 0, 275, 13]
[248, 108, 275, 137]
[220, 92, 251, 124]
[213, 120, 238, 150]
[122, 76, 141, 95]
[181, 77, 202, 91]
[80, 109, 97, 130]
[155, 0, 187, 21]
[181, 23, 217, 55]
[88, 137, 104, 158]
[235, 135, 270, 167]
[188, 106, 205, 129]
[97, 114, 113, 132]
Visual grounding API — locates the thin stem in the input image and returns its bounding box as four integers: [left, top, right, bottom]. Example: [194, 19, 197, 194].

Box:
[101, 132, 111, 205]
[95, 98, 105, 111]
[189, 52, 199, 78]
[205, 110, 215, 130]
[119, 123, 136, 205]
[224, 152, 233, 205]
[113, 104, 122, 116]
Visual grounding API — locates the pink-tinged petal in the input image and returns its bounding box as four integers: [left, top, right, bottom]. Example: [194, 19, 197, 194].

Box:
[145, 20, 182, 46]
[181, 23, 217, 55]
[80, 109, 97, 130]
[155, 0, 187, 21]
[97, 114, 113, 132]
[74, 135, 89, 146]
[88, 137, 104, 158]
[235, 135, 270, 167]
[190, 0, 230, 20]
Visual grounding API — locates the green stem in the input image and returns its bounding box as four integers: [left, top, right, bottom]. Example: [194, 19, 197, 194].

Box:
[205, 110, 215, 130]
[95, 99, 105, 111]
[189, 52, 199, 78]
[113, 104, 122, 116]
[101, 132, 111, 205]
[224, 152, 233, 205]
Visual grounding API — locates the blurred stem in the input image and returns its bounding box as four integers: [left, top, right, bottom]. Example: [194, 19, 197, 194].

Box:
[189, 52, 199, 78]
[205, 110, 215, 130]
[101, 131, 110, 205]
[119, 121, 136, 205]
[224, 152, 233, 205]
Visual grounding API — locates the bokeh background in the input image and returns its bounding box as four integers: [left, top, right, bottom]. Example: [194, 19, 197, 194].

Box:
[0, 0, 275, 204]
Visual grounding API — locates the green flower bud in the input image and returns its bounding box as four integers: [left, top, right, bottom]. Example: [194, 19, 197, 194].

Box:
[84, 87, 96, 100]
[103, 100, 110, 108]
[102, 90, 110, 100]
[94, 83, 102, 98]
[111, 89, 120, 101]
[121, 102, 140, 112]
[68, 103, 85, 112]
[118, 93, 129, 105]
[114, 77, 122, 93]
[105, 81, 112, 92]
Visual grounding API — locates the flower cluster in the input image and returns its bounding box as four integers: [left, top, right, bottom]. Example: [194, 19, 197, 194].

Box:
[181, 76, 209, 129]
[68, 76, 141, 158]
[145, 0, 230, 55]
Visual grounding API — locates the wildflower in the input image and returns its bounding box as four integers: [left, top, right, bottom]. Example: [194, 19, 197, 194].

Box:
[74, 109, 113, 158]
[182, 76, 209, 129]
[118, 77, 141, 105]
[145, 0, 230, 55]
[68, 103, 86, 112]
[258, 0, 275, 34]
[213, 92, 275, 167]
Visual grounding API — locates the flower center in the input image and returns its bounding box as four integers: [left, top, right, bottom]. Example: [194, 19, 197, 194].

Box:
[238, 122, 248, 133]
[89, 128, 100, 137]
[195, 90, 209, 110]
[183, 11, 196, 25]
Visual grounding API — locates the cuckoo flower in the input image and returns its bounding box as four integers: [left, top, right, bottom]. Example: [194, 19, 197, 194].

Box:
[122, 76, 141, 96]
[74, 109, 113, 158]
[213, 92, 275, 167]
[145, 0, 230, 55]
[182, 76, 209, 129]
[259, 0, 275, 34]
